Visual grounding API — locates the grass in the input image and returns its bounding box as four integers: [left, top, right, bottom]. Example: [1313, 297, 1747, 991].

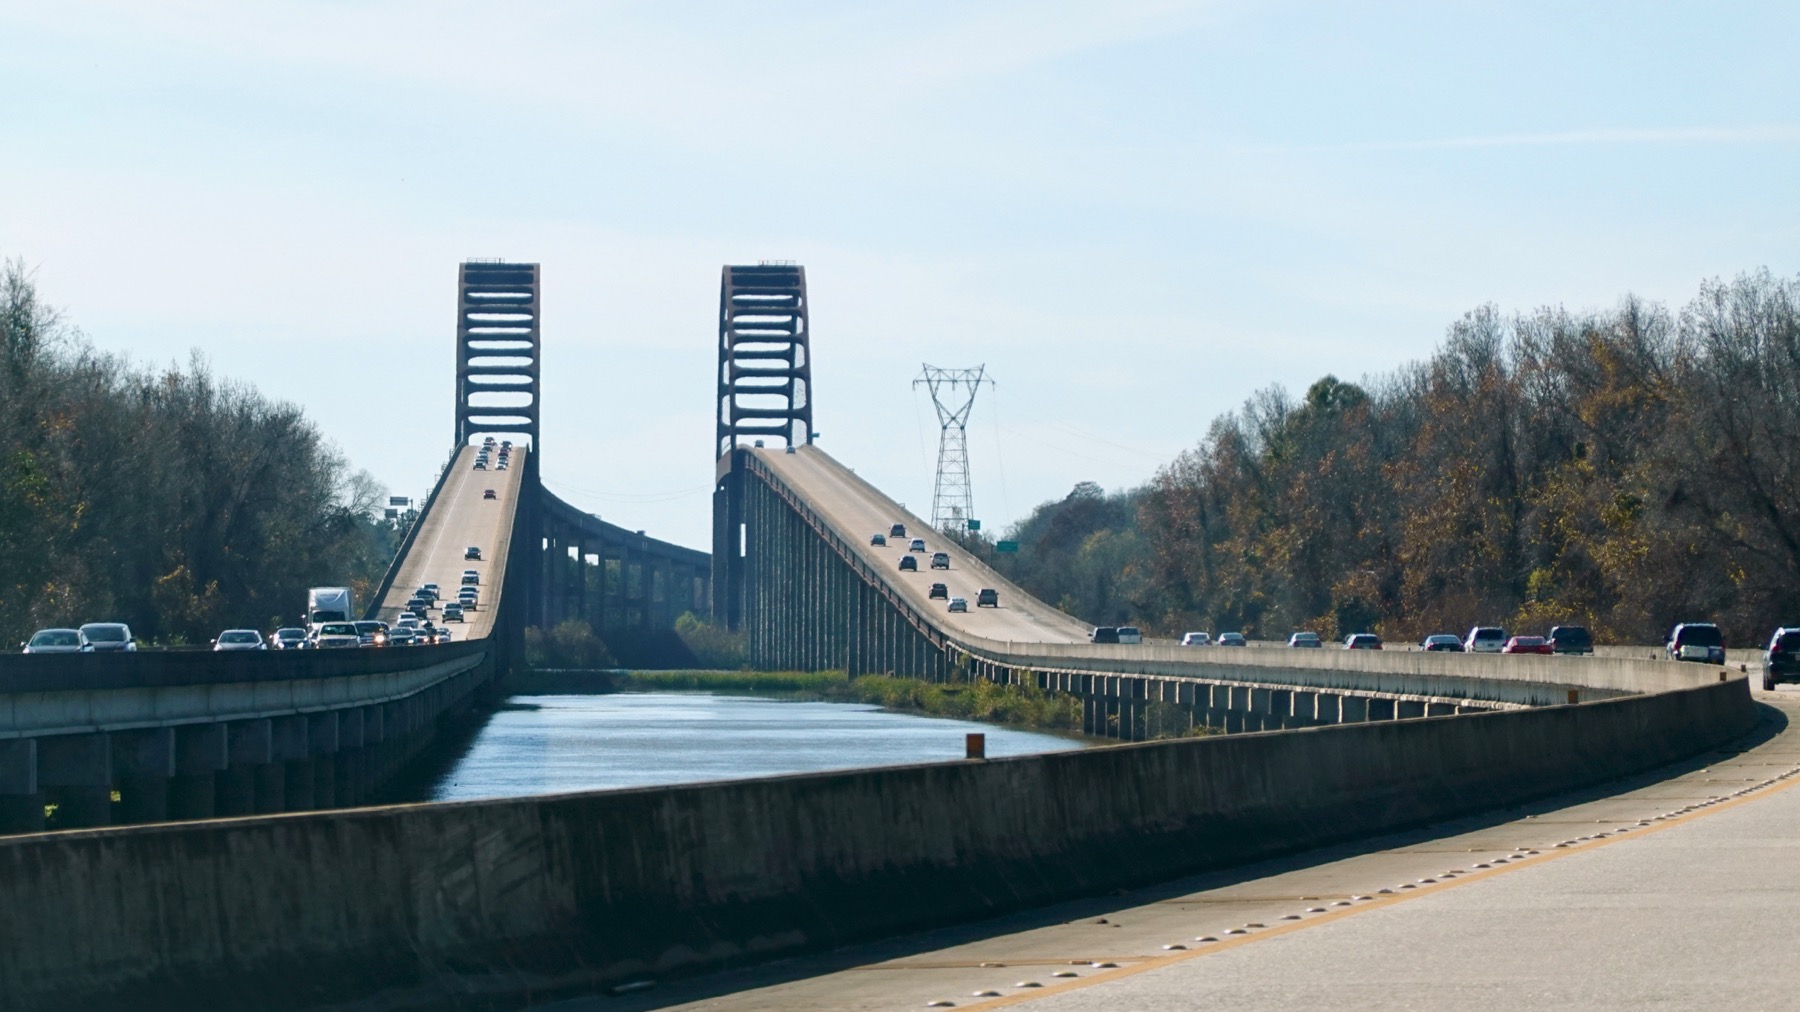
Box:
[616, 668, 1092, 735]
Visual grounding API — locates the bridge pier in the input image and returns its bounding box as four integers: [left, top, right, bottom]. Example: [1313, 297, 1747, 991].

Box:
[0, 739, 43, 832]
[112, 728, 174, 824]
[171, 723, 226, 820]
[39, 733, 111, 828]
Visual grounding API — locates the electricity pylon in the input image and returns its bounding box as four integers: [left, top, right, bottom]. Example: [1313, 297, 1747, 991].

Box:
[914, 364, 993, 533]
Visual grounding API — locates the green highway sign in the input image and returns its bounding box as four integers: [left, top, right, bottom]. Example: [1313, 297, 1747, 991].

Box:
[966, 519, 981, 531]
[996, 540, 1019, 553]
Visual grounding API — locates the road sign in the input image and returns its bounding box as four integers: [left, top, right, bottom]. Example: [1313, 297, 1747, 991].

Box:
[996, 540, 1019, 553]
[966, 519, 981, 531]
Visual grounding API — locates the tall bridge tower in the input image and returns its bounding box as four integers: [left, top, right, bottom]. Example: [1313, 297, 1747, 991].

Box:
[455, 261, 541, 447]
[713, 262, 812, 629]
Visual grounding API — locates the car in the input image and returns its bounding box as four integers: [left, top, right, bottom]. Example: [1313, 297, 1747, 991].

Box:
[497, 462, 508, 470]
[461, 570, 480, 586]
[1182, 632, 1212, 646]
[908, 538, 927, 553]
[870, 533, 887, 546]
[1217, 632, 1247, 647]
[898, 556, 918, 572]
[977, 588, 999, 608]
[422, 583, 441, 598]
[483, 489, 497, 500]
[458, 591, 478, 610]
[436, 628, 454, 643]
[388, 627, 418, 646]
[473, 460, 487, 470]
[78, 622, 136, 652]
[22, 628, 89, 654]
[1116, 626, 1143, 645]
[465, 546, 482, 561]
[1763, 628, 1800, 690]
[353, 620, 390, 647]
[212, 629, 266, 651]
[1502, 635, 1553, 655]
[948, 597, 968, 613]
[1091, 626, 1120, 644]
[930, 552, 950, 570]
[394, 615, 421, 629]
[1464, 626, 1508, 653]
[1287, 632, 1323, 648]
[443, 604, 464, 622]
[271, 627, 310, 650]
[406, 596, 432, 614]
[1421, 634, 1463, 652]
[1667, 622, 1725, 664]
[1548, 625, 1594, 655]
[890, 523, 906, 538]
[928, 582, 948, 600]
[1344, 633, 1383, 650]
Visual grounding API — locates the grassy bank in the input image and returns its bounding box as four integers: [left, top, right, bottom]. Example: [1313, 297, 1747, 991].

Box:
[614, 669, 1134, 738]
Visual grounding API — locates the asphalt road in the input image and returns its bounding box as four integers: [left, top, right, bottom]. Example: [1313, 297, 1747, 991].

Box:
[375, 444, 524, 640]
[556, 686, 1800, 1011]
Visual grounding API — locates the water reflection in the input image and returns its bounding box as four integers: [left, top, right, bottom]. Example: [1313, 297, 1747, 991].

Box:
[427, 692, 1088, 802]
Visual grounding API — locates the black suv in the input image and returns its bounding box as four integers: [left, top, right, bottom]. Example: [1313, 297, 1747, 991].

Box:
[1764, 628, 1800, 691]
[928, 582, 948, 600]
[977, 588, 999, 608]
[1548, 625, 1593, 655]
[1091, 626, 1120, 644]
[898, 556, 917, 572]
[889, 523, 906, 538]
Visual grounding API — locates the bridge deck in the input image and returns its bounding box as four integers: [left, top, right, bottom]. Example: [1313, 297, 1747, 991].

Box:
[752, 445, 1091, 645]
[376, 445, 525, 639]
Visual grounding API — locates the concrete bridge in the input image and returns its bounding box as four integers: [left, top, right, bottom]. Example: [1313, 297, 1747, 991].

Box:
[0, 261, 706, 834]
[0, 260, 1764, 1008]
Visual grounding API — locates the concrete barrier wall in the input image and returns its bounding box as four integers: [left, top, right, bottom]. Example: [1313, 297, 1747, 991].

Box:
[0, 676, 1754, 1010]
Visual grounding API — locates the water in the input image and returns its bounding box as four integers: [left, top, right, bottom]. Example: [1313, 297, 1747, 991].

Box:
[425, 692, 1089, 802]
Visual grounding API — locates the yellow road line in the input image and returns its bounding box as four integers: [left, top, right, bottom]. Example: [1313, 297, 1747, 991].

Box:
[963, 762, 1800, 1009]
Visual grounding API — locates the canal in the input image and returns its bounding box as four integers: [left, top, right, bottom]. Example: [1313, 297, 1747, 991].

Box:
[420, 692, 1090, 802]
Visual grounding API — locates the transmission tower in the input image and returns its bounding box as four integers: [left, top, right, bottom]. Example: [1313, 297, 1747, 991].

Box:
[914, 364, 994, 532]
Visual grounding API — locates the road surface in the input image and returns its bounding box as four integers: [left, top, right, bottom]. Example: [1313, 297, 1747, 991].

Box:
[375, 444, 525, 640]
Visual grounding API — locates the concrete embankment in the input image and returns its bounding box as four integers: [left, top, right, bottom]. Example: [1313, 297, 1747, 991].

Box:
[0, 677, 1754, 1009]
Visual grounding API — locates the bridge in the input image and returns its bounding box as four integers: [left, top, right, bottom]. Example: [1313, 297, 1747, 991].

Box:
[0, 260, 1767, 1009]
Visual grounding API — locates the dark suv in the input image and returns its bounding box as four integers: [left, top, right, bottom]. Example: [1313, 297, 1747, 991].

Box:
[1667, 622, 1725, 664]
[1763, 628, 1800, 690]
[1090, 626, 1120, 644]
[1548, 625, 1593, 655]
[928, 582, 948, 600]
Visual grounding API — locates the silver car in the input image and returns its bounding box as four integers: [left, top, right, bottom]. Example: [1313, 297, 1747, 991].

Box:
[212, 629, 266, 651]
[79, 622, 136, 652]
[22, 628, 89, 654]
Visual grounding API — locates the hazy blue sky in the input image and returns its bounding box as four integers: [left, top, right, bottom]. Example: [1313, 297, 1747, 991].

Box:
[3, 1, 1796, 550]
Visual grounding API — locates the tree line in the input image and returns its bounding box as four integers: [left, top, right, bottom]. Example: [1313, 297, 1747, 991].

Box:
[0, 259, 394, 646]
[984, 269, 1800, 648]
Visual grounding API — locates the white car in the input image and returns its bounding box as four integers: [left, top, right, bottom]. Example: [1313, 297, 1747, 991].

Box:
[1181, 632, 1211, 646]
[213, 629, 266, 651]
[1116, 626, 1143, 645]
[314, 622, 361, 649]
[461, 570, 480, 586]
[1464, 627, 1508, 653]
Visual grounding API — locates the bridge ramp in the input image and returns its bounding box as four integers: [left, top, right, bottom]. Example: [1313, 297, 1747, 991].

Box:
[752, 445, 1091, 645]
[376, 445, 526, 639]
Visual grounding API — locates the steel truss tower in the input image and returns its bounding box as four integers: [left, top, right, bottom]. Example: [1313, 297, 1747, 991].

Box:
[455, 260, 541, 447]
[914, 364, 992, 533]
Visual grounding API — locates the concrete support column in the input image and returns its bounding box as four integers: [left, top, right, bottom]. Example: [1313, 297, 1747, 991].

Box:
[336, 709, 366, 807]
[273, 716, 311, 812]
[217, 719, 273, 816]
[0, 739, 44, 833]
[111, 728, 174, 824]
[171, 723, 227, 820]
[310, 713, 340, 808]
[1316, 692, 1343, 724]
[38, 734, 112, 828]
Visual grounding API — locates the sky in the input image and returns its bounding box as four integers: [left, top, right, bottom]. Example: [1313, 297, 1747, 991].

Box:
[3, 1, 1797, 551]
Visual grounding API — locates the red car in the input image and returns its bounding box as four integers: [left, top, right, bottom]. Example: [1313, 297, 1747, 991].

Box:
[1502, 635, 1553, 655]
